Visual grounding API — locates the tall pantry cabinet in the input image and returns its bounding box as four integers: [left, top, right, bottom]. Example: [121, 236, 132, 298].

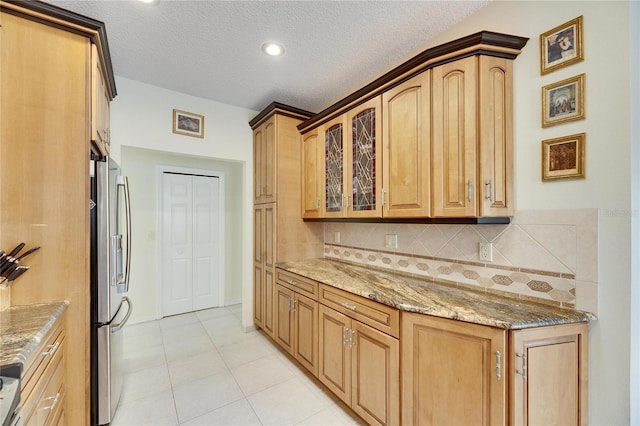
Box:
[0, 1, 116, 425]
[250, 104, 324, 336]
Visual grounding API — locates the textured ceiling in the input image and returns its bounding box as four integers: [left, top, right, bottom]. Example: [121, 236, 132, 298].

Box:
[46, 0, 489, 113]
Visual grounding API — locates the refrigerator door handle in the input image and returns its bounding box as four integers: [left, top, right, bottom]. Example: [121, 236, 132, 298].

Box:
[116, 175, 132, 293]
[110, 297, 133, 333]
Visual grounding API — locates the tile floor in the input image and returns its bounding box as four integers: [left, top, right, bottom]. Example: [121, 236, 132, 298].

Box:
[115, 304, 363, 425]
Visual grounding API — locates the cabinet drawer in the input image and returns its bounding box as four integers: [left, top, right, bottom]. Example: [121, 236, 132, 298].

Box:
[21, 316, 65, 405]
[21, 313, 66, 425]
[319, 284, 399, 338]
[276, 269, 318, 300]
[24, 333, 66, 426]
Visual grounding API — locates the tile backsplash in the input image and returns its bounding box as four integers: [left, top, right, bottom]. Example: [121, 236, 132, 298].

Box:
[323, 209, 598, 314]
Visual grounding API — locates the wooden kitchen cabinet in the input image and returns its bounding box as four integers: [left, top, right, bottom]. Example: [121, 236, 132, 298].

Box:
[1, 3, 116, 424]
[510, 323, 589, 426]
[297, 32, 526, 221]
[401, 312, 507, 426]
[381, 71, 431, 218]
[274, 283, 319, 375]
[253, 116, 276, 204]
[92, 44, 112, 156]
[301, 128, 323, 218]
[253, 203, 276, 337]
[431, 55, 514, 217]
[321, 115, 348, 218]
[250, 104, 324, 334]
[318, 302, 399, 426]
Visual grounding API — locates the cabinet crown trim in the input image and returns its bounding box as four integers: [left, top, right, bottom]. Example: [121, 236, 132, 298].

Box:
[298, 30, 528, 132]
[249, 101, 315, 129]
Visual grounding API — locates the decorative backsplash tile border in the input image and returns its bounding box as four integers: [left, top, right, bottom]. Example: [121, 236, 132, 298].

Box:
[324, 244, 576, 308]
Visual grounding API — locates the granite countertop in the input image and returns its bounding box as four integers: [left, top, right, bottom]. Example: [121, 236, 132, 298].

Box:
[0, 301, 68, 373]
[277, 258, 596, 330]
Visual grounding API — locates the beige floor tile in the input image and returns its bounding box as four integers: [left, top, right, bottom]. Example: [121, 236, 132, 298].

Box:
[159, 312, 200, 330]
[121, 363, 171, 404]
[181, 399, 261, 426]
[164, 334, 215, 363]
[195, 306, 236, 322]
[230, 353, 296, 396]
[219, 333, 275, 368]
[160, 321, 208, 344]
[172, 370, 245, 423]
[122, 344, 166, 374]
[247, 377, 330, 425]
[168, 350, 227, 388]
[112, 389, 178, 426]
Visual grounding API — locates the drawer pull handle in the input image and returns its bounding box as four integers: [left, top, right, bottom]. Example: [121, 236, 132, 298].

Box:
[287, 279, 297, 286]
[42, 341, 60, 357]
[341, 302, 357, 311]
[40, 393, 60, 411]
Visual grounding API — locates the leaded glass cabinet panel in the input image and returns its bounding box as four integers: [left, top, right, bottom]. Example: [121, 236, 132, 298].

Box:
[346, 97, 382, 218]
[323, 117, 346, 216]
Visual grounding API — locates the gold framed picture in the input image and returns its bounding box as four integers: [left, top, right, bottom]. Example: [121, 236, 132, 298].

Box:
[540, 16, 584, 75]
[172, 109, 204, 138]
[542, 133, 585, 181]
[542, 74, 585, 127]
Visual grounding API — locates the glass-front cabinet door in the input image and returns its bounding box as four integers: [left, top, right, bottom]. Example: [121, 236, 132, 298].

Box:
[322, 116, 347, 217]
[346, 97, 382, 218]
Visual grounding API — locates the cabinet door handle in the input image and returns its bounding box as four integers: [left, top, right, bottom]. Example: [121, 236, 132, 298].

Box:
[381, 188, 386, 206]
[40, 393, 60, 411]
[515, 352, 527, 381]
[485, 180, 494, 202]
[496, 351, 501, 380]
[467, 180, 473, 202]
[343, 327, 349, 345]
[292, 299, 297, 312]
[41, 341, 60, 357]
[341, 302, 357, 311]
[341, 193, 345, 210]
[349, 330, 356, 348]
[316, 197, 320, 210]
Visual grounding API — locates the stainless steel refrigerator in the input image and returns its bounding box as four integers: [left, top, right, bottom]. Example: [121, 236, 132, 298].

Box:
[90, 155, 133, 425]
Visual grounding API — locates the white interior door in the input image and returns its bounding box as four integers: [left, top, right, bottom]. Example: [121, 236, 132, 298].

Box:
[162, 172, 221, 316]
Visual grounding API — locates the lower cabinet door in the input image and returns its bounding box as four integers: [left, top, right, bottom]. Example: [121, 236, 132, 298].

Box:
[263, 267, 275, 337]
[510, 323, 588, 426]
[318, 305, 351, 404]
[274, 284, 294, 355]
[293, 292, 318, 376]
[351, 321, 399, 426]
[401, 313, 507, 426]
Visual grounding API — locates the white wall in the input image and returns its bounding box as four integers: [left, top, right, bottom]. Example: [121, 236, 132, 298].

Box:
[110, 77, 257, 327]
[394, 1, 631, 423]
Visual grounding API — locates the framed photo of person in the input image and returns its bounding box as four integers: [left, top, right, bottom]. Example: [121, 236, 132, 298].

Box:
[541, 133, 585, 181]
[540, 16, 584, 75]
[172, 109, 205, 138]
[542, 74, 585, 127]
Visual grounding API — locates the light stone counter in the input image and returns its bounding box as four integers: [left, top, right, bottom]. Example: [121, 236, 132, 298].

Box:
[0, 301, 68, 372]
[277, 258, 595, 329]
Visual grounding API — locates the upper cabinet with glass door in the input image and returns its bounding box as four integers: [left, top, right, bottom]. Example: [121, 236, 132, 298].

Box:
[320, 97, 382, 219]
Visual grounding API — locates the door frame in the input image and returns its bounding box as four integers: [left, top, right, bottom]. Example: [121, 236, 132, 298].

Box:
[156, 165, 226, 319]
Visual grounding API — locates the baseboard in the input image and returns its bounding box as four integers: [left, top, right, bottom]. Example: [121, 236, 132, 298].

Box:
[225, 298, 242, 306]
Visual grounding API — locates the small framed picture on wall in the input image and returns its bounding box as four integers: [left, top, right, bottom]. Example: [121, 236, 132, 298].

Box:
[173, 109, 205, 138]
[540, 16, 584, 75]
[542, 74, 585, 127]
[541, 133, 585, 181]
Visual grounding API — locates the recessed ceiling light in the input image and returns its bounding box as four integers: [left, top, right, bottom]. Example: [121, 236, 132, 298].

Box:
[262, 42, 285, 57]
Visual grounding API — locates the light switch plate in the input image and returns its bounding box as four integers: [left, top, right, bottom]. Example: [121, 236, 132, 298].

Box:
[385, 234, 398, 249]
[334, 231, 341, 243]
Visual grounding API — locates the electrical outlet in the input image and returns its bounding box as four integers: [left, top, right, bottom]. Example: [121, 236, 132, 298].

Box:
[479, 242, 493, 262]
[385, 234, 398, 249]
[334, 231, 341, 243]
